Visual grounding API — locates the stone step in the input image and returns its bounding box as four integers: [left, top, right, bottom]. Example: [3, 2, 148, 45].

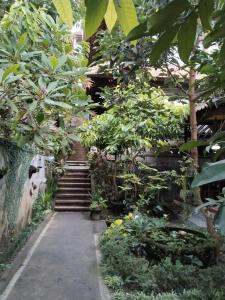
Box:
[58, 182, 91, 187]
[63, 174, 90, 179]
[59, 177, 90, 182]
[64, 169, 89, 173]
[55, 193, 90, 199]
[57, 187, 91, 193]
[55, 199, 90, 205]
[54, 206, 90, 212]
[66, 161, 88, 164]
[55, 150, 91, 212]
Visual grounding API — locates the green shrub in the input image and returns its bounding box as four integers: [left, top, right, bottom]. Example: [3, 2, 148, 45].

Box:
[101, 214, 225, 297]
[112, 290, 225, 300]
[100, 228, 149, 283]
[198, 265, 225, 291]
[153, 293, 179, 300]
[138, 258, 225, 294]
[138, 258, 195, 293]
[101, 229, 225, 294]
[112, 291, 179, 300]
[182, 289, 225, 300]
[112, 291, 151, 300]
[104, 275, 124, 290]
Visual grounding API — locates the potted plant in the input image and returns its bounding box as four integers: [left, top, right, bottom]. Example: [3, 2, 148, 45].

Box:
[90, 191, 107, 221]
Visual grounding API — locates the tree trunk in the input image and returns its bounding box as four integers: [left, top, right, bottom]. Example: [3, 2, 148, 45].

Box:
[188, 69, 198, 168]
[112, 155, 119, 200]
[188, 69, 220, 260]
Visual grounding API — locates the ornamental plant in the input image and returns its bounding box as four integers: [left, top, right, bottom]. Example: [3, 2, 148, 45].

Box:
[90, 190, 107, 211]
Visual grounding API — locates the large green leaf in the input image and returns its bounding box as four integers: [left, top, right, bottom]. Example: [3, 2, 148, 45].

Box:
[179, 140, 209, 152]
[45, 98, 72, 109]
[199, 0, 214, 30]
[113, 0, 139, 36]
[150, 25, 180, 65]
[105, 0, 117, 32]
[85, 0, 109, 39]
[148, 0, 189, 35]
[3, 64, 20, 80]
[127, 21, 147, 41]
[52, 0, 73, 27]
[191, 159, 225, 187]
[16, 32, 27, 53]
[128, 0, 190, 41]
[204, 26, 224, 48]
[178, 12, 197, 63]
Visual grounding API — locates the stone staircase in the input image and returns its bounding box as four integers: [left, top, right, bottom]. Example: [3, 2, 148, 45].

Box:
[54, 145, 91, 211]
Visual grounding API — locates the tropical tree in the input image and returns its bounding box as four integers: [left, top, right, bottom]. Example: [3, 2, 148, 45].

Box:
[80, 84, 186, 154]
[0, 0, 91, 157]
[55, 0, 225, 238]
[79, 82, 186, 202]
[127, 0, 225, 240]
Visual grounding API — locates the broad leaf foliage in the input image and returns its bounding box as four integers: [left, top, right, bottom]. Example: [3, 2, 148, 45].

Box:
[0, 1, 91, 156]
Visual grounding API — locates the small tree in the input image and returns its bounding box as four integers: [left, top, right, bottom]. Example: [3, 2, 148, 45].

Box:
[0, 0, 91, 157]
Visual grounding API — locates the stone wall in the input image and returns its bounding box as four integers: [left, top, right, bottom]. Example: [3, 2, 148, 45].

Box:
[0, 141, 47, 245]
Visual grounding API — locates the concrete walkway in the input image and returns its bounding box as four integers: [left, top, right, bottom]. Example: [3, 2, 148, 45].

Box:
[0, 212, 109, 300]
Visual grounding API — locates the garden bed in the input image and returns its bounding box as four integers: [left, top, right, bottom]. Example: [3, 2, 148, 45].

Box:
[145, 226, 216, 265]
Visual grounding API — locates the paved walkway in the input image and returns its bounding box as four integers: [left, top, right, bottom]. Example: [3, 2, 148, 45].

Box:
[0, 212, 108, 300]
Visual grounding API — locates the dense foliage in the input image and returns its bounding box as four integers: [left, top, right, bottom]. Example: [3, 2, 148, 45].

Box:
[0, 0, 91, 157]
[0, 0, 84, 21]
[51, 2, 225, 300]
[79, 82, 186, 210]
[100, 214, 225, 300]
[80, 83, 186, 154]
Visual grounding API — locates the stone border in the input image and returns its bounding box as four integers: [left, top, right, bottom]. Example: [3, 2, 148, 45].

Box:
[94, 233, 111, 300]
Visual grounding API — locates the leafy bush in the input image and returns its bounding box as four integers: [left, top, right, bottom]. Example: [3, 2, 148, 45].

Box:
[100, 230, 149, 283]
[104, 275, 124, 291]
[112, 291, 151, 300]
[112, 290, 225, 300]
[138, 258, 195, 293]
[80, 84, 186, 154]
[102, 214, 214, 265]
[100, 214, 225, 297]
[0, 1, 91, 156]
[32, 176, 56, 223]
[90, 190, 107, 211]
[112, 291, 179, 300]
[182, 289, 225, 300]
[145, 226, 215, 265]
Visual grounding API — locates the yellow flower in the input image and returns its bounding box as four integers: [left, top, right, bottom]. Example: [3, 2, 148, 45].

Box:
[114, 219, 123, 226]
[125, 213, 134, 220]
[128, 213, 133, 220]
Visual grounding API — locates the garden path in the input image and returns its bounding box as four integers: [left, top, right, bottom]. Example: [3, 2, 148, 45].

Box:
[0, 212, 109, 300]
